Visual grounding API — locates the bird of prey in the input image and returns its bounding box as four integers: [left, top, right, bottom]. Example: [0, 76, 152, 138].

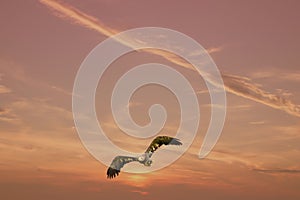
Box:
[106, 136, 182, 179]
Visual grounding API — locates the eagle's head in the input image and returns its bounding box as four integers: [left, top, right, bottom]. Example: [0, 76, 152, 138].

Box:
[138, 155, 146, 162]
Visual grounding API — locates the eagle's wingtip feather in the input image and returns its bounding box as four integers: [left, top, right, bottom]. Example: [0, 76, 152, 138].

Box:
[170, 138, 182, 145]
[107, 167, 120, 179]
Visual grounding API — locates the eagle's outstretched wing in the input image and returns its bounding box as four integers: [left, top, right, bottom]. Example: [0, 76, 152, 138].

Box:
[145, 136, 182, 156]
[107, 156, 138, 179]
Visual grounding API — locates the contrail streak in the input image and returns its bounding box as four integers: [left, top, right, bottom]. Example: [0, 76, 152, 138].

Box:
[39, 0, 118, 36]
[39, 0, 300, 118]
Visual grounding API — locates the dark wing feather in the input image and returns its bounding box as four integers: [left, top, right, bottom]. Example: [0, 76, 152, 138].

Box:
[145, 136, 182, 155]
[106, 156, 138, 179]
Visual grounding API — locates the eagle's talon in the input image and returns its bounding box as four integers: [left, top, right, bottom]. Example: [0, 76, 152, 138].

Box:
[145, 160, 152, 166]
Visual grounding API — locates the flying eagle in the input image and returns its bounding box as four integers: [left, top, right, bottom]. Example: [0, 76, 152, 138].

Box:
[106, 136, 182, 179]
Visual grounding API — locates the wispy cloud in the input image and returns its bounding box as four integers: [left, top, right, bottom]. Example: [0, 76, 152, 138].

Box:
[50, 85, 73, 96]
[131, 190, 149, 196]
[251, 70, 300, 82]
[249, 121, 265, 125]
[253, 168, 300, 174]
[281, 73, 300, 82]
[39, 0, 300, 118]
[0, 107, 19, 123]
[8, 98, 73, 131]
[0, 85, 11, 94]
[0, 59, 75, 99]
[223, 74, 300, 117]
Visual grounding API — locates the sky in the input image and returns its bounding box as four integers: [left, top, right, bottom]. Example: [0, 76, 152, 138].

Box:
[0, 0, 300, 199]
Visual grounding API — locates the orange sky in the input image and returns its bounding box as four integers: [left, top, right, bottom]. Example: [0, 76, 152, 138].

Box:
[0, 0, 300, 199]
